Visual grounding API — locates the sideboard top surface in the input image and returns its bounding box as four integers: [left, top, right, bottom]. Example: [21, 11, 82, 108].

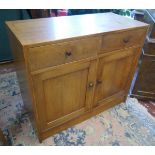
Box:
[6, 12, 148, 46]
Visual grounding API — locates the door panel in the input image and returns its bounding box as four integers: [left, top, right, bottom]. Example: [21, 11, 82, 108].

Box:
[32, 60, 95, 131]
[94, 48, 136, 106]
[43, 69, 88, 122]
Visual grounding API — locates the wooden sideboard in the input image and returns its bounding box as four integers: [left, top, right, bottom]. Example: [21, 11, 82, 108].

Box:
[6, 13, 148, 142]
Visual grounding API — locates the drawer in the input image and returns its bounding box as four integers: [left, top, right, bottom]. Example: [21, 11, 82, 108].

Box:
[28, 36, 100, 72]
[100, 28, 147, 53]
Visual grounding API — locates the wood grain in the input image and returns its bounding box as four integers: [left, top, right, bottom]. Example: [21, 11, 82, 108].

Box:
[28, 36, 100, 71]
[6, 13, 148, 46]
[6, 13, 148, 142]
[41, 93, 125, 140]
[94, 47, 136, 106]
[32, 60, 95, 131]
[100, 28, 146, 53]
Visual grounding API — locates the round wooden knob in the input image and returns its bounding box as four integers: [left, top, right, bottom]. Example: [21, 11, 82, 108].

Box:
[89, 82, 94, 87]
[65, 51, 72, 57]
[123, 38, 129, 43]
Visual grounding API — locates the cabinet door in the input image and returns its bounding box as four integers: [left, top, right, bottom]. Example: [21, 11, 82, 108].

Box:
[32, 60, 96, 131]
[94, 48, 140, 107]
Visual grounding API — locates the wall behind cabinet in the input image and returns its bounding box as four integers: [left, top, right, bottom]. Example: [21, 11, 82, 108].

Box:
[0, 9, 30, 62]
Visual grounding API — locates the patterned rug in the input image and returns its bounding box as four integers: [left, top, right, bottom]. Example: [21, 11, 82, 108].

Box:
[0, 71, 155, 146]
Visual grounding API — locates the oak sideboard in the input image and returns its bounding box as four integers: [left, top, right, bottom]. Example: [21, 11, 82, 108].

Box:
[6, 13, 148, 142]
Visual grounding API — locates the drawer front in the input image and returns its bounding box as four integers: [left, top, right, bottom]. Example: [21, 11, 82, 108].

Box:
[100, 28, 146, 53]
[28, 36, 100, 72]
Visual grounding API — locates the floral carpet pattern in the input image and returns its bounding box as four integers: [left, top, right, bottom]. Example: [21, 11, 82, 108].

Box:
[0, 71, 155, 146]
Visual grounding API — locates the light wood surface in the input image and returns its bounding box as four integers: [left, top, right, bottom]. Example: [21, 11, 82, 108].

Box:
[6, 13, 148, 46]
[6, 13, 148, 142]
[32, 60, 93, 130]
[94, 47, 137, 106]
[100, 28, 146, 53]
[28, 36, 100, 71]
